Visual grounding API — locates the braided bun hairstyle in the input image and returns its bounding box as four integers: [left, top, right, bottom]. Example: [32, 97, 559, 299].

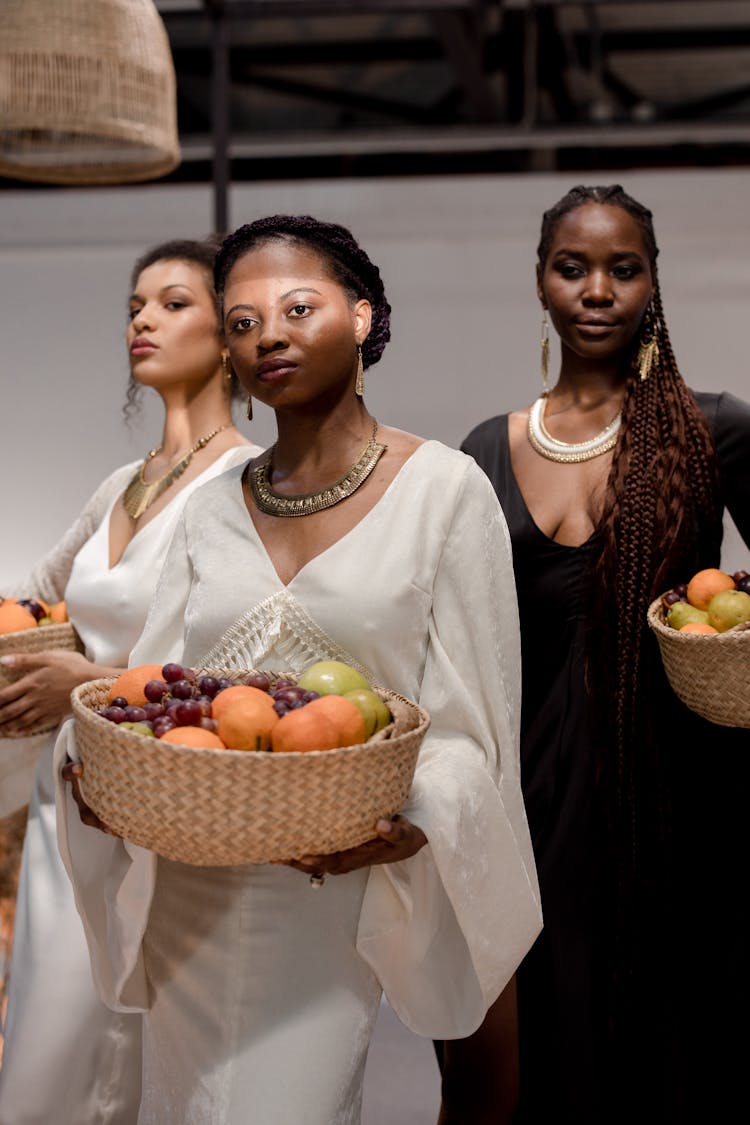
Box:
[214, 215, 391, 370]
[538, 185, 722, 1024]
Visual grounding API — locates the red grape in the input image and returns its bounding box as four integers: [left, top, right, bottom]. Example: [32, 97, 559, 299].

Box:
[196, 676, 220, 698]
[152, 716, 177, 737]
[100, 706, 126, 723]
[171, 679, 196, 700]
[245, 672, 271, 692]
[162, 663, 186, 684]
[143, 702, 165, 721]
[175, 700, 203, 726]
[123, 706, 148, 723]
[199, 717, 218, 732]
[144, 679, 168, 703]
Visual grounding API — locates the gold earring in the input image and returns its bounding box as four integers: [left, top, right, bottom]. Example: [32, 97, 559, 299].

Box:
[355, 345, 364, 397]
[246, 396, 253, 421]
[541, 312, 550, 394]
[221, 351, 232, 383]
[636, 305, 659, 381]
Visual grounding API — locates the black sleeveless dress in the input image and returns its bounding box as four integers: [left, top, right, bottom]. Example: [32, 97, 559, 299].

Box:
[461, 390, 750, 1125]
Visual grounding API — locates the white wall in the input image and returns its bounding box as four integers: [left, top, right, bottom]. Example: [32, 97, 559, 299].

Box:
[1, 167, 748, 582]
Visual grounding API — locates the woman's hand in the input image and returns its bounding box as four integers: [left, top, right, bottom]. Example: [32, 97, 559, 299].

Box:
[286, 814, 427, 880]
[60, 759, 117, 835]
[0, 651, 120, 733]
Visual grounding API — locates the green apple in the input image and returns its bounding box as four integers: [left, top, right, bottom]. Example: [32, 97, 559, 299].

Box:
[707, 588, 750, 632]
[119, 721, 155, 737]
[666, 602, 709, 631]
[297, 659, 370, 697]
[343, 688, 392, 737]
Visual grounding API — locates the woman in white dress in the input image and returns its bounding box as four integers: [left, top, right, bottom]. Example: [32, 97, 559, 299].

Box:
[59, 216, 542, 1124]
[0, 238, 260, 1124]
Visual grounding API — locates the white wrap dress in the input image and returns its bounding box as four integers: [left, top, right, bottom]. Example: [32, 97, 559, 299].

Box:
[0, 446, 257, 1125]
[56, 441, 542, 1125]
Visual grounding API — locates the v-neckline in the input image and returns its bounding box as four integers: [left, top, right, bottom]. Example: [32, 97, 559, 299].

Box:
[106, 447, 251, 571]
[502, 416, 597, 552]
[235, 440, 433, 589]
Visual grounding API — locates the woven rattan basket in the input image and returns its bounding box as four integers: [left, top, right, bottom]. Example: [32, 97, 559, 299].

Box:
[0, 623, 84, 737]
[647, 597, 750, 728]
[71, 675, 430, 866]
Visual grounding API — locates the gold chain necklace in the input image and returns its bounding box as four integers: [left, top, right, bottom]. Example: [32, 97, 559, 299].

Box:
[122, 425, 230, 520]
[527, 395, 621, 464]
[248, 419, 387, 517]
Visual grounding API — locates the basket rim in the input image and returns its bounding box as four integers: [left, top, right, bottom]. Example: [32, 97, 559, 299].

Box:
[71, 676, 430, 761]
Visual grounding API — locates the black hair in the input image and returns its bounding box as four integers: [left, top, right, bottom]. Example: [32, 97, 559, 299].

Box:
[214, 215, 392, 370]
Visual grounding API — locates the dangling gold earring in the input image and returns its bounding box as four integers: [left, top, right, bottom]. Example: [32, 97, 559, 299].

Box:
[541, 312, 550, 394]
[636, 304, 659, 381]
[246, 396, 253, 421]
[221, 351, 232, 384]
[355, 345, 364, 398]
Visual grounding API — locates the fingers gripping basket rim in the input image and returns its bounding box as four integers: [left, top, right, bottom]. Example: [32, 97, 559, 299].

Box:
[647, 597, 750, 728]
[0, 622, 84, 738]
[71, 673, 430, 866]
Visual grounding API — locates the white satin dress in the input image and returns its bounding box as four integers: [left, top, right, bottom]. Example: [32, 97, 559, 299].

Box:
[56, 441, 543, 1125]
[0, 446, 257, 1125]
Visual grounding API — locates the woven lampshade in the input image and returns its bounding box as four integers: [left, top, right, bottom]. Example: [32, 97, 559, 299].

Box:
[0, 0, 181, 185]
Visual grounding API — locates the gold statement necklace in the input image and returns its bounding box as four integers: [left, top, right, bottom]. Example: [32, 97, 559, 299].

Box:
[527, 395, 621, 464]
[249, 418, 387, 517]
[122, 425, 230, 520]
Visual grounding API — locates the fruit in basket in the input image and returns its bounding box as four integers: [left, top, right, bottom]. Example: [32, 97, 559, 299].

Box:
[159, 725, 227, 750]
[343, 688, 392, 737]
[297, 659, 370, 697]
[679, 622, 719, 635]
[16, 598, 49, 622]
[107, 664, 167, 707]
[215, 694, 279, 752]
[706, 589, 750, 633]
[666, 602, 709, 631]
[305, 694, 367, 747]
[211, 684, 276, 722]
[49, 600, 69, 623]
[685, 568, 735, 611]
[0, 600, 38, 634]
[271, 705, 342, 754]
[119, 720, 156, 737]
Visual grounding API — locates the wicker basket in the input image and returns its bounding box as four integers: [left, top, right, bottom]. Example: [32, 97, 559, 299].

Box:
[71, 675, 430, 866]
[0, 623, 85, 737]
[647, 597, 750, 728]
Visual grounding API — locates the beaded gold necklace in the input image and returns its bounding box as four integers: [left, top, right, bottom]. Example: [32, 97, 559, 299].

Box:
[122, 425, 230, 520]
[249, 419, 387, 517]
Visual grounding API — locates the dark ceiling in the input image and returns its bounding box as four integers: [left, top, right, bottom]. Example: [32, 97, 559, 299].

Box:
[157, 0, 750, 189]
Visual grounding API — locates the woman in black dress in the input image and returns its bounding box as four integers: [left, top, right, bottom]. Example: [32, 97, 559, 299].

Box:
[439, 185, 750, 1125]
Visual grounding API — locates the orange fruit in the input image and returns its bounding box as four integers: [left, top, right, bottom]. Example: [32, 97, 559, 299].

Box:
[159, 725, 227, 750]
[678, 622, 719, 635]
[211, 684, 275, 722]
[304, 694, 366, 747]
[271, 705, 342, 754]
[49, 600, 68, 623]
[215, 695, 279, 752]
[108, 663, 166, 706]
[0, 601, 38, 634]
[685, 568, 735, 611]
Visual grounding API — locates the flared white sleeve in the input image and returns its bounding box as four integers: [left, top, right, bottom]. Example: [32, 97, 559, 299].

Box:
[54, 517, 195, 1012]
[356, 463, 542, 1039]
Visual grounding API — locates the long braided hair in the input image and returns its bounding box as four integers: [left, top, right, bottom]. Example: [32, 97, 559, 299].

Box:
[213, 215, 392, 370]
[538, 185, 722, 1019]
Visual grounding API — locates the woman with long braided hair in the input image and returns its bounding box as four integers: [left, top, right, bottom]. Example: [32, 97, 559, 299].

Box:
[58, 214, 541, 1122]
[444, 185, 750, 1123]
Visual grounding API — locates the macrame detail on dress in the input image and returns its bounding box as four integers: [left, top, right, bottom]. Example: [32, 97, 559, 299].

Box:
[197, 590, 380, 687]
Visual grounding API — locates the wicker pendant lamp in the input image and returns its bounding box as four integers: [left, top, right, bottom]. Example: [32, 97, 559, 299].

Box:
[0, 0, 181, 184]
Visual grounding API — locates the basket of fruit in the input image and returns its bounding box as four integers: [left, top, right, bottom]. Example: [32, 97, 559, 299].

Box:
[0, 597, 83, 737]
[70, 659, 430, 866]
[647, 567, 750, 728]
